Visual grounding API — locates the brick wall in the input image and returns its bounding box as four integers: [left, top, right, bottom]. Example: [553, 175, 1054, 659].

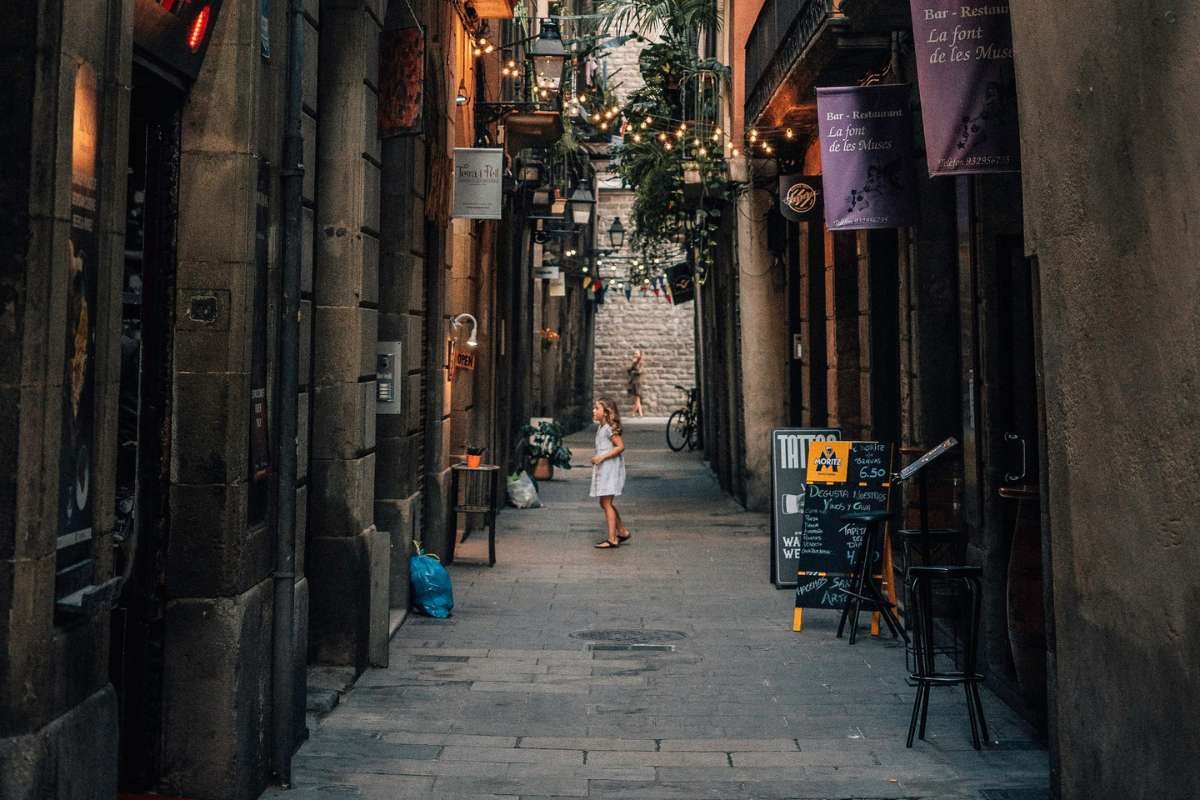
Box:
[593, 288, 696, 417]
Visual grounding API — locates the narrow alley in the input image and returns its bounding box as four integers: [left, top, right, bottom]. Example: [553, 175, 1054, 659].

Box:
[268, 421, 1048, 800]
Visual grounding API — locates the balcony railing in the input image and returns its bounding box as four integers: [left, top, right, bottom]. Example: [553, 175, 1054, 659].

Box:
[745, 0, 840, 125]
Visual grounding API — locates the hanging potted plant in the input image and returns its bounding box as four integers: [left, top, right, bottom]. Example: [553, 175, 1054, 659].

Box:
[520, 420, 572, 481]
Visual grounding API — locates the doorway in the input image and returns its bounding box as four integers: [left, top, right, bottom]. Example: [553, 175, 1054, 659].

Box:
[109, 66, 182, 793]
[958, 176, 1049, 731]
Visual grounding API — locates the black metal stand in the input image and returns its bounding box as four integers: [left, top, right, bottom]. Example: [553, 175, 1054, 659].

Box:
[450, 464, 500, 566]
[905, 565, 989, 750]
[836, 510, 908, 645]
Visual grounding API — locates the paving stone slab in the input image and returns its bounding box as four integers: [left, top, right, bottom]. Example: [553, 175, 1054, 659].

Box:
[272, 422, 1049, 800]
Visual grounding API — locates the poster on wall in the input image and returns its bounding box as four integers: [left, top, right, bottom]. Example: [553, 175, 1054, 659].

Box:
[452, 148, 504, 220]
[379, 27, 425, 137]
[778, 175, 823, 223]
[59, 62, 99, 573]
[908, 0, 1019, 175]
[816, 84, 916, 231]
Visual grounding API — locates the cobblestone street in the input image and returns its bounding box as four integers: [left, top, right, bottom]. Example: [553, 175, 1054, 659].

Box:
[269, 421, 1049, 800]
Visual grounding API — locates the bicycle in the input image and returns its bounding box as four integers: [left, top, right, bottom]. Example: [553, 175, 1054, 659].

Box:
[666, 385, 702, 452]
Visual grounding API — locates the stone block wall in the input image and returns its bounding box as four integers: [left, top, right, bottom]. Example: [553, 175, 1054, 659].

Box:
[593, 290, 696, 417]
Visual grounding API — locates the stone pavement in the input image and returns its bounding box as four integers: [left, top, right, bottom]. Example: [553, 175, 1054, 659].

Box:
[266, 420, 1049, 800]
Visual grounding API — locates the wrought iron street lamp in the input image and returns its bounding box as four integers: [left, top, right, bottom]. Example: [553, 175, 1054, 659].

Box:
[567, 181, 594, 226]
[528, 19, 567, 93]
[608, 217, 625, 250]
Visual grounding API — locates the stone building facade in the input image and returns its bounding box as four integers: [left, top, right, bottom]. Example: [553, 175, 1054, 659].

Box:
[0, 0, 572, 798]
[707, 0, 1200, 796]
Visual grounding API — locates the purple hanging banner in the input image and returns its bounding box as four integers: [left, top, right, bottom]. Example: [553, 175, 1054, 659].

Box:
[816, 84, 916, 231]
[909, 1, 1019, 175]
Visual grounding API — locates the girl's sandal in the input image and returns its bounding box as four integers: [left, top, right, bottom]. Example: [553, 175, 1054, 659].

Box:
[593, 539, 620, 549]
[617, 531, 632, 543]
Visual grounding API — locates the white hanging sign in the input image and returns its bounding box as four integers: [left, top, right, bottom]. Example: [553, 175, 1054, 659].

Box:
[452, 147, 504, 219]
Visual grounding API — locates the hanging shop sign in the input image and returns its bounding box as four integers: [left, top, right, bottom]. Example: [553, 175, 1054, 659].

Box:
[548, 274, 566, 296]
[452, 148, 504, 220]
[664, 263, 694, 305]
[133, 0, 224, 82]
[816, 85, 916, 231]
[58, 62, 100, 598]
[778, 175, 823, 223]
[534, 266, 560, 280]
[453, 349, 477, 371]
[909, 0, 1019, 175]
[379, 26, 425, 137]
[770, 428, 840, 588]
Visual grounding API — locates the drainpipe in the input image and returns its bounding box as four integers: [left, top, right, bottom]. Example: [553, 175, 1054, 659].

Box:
[272, 0, 305, 785]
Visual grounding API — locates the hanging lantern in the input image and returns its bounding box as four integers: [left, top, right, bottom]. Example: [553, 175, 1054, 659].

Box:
[608, 217, 625, 250]
[528, 19, 567, 93]
[567, 181, 594, 226]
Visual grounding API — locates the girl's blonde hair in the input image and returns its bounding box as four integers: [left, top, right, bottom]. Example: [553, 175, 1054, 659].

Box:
[596, 397, 622, 436]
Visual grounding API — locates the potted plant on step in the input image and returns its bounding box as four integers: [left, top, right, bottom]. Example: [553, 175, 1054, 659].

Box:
[520, 420, 572, 481]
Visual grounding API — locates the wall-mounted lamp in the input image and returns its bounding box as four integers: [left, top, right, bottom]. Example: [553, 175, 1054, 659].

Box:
[451, 313, 478, 347]
[568, 181, 595, 226]
[456, 79, 469, 106]
[608, 217, 625, 250]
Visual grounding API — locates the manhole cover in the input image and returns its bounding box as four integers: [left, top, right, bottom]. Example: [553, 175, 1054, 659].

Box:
[570, 629, 688, 644]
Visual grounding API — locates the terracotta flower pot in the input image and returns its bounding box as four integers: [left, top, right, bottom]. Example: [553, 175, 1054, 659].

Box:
[531, 457, 553, 481]
[466, 454, 482, 468]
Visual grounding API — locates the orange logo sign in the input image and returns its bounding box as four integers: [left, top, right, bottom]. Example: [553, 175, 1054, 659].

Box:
[806, 441, 851, 484]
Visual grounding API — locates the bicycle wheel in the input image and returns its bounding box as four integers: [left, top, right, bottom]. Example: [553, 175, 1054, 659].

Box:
[666, 410, 689, 451]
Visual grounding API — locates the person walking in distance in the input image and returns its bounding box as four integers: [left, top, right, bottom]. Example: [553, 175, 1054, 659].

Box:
[591, 397, 630, 548]
[627, 350, 645, 417]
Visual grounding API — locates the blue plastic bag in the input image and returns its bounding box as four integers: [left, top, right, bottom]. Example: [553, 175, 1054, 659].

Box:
[410, 545, 453, 618]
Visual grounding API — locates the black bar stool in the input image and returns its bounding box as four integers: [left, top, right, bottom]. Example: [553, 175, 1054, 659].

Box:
[905, 564, 989, 749]
[837, 511, 907, 645]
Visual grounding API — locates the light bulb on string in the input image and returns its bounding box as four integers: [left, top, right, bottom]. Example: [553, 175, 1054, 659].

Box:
[664, 141, 673, 151]
[698, 146, 707, 157]
[632, 133, 642, 143]
[749, 128, 758, 141]
[578, 93, 588, 103]
[658, 132, 668, 141]
[785, 128, 795, 139]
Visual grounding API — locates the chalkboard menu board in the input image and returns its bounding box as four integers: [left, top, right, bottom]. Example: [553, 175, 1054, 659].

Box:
[793, 441, 893, 611]
[770, 429, 839, 587]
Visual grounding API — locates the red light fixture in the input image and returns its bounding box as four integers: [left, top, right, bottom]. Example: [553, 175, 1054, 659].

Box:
[187, 4, 212, 53]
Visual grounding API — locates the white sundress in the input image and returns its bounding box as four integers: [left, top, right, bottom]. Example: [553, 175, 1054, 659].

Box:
[589, 423, 626, 497]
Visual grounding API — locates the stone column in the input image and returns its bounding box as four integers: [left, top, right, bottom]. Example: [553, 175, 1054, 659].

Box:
[308, 0, 388, 671]
[734, 158, 789, 510]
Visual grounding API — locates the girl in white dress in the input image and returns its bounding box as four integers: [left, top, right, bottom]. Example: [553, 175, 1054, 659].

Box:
[590, 397, 630, 549]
